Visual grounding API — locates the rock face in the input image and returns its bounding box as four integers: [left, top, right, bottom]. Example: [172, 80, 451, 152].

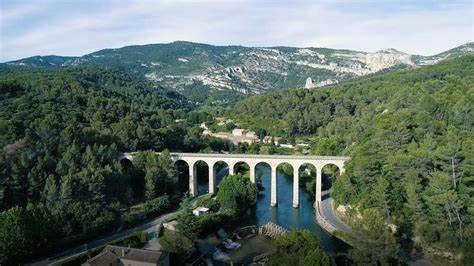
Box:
[6, 41, 473, 101]
[305, 77, 314, 89]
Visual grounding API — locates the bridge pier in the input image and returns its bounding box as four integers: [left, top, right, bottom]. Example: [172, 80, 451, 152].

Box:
[293, 166, 299, 208]
[189, 163, 198, 197]
[209, 165, 215, 194]
[229, 163, 234, 175]
[249, 163, 256, 183]
[315, 167, 322, 204]
[271, 165, 277, 207]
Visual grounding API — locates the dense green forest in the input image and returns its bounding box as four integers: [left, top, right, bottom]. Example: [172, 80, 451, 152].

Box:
[0, 66, 233, 263]
[1, 55, 473, 264]
[229, 56, 473, 259]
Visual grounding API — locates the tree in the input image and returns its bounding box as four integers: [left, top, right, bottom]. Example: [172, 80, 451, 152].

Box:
[268, 230, 329, 266]
[135, 150, 177, 200]
[217, 174, 258, 216]
[423, 172, 465, 240]
[159, 230, 193, 254]
[175, 202, 201, 240]
[0, 204, 62, 264]
[346, 209, 399, 265]
[42, 174, 58, 210]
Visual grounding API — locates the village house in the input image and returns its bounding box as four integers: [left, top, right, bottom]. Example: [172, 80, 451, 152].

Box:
[83, 245, 170, 266]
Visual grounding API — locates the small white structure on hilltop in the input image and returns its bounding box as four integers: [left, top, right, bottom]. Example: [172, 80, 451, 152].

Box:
[193, 207, 209, 216]
[305, 77, 315, 89]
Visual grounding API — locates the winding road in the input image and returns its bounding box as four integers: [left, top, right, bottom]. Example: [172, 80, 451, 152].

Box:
[33, 210, 180, 266]
[318, 190, 351, 233]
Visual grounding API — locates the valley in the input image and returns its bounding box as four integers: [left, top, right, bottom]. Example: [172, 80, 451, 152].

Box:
[0, 49, 472, 265]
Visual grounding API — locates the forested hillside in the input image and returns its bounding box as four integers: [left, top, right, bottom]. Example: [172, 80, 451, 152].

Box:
[0, 66, 231, 263]
[230, 56, 473, 257]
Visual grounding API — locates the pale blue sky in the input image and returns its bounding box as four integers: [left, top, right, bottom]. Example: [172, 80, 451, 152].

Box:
[0, 0, 472, 62]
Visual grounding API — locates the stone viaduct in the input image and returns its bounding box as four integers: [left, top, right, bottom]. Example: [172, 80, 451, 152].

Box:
[121, 152, 350, 208]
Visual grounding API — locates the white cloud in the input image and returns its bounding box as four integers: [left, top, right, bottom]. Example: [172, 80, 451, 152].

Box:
[0, 0, 472, 61]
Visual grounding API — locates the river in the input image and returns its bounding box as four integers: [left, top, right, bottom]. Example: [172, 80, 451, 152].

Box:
[197, 164, 349, 255]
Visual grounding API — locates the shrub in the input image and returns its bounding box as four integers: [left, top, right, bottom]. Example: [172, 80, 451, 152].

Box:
[217, 174, 258, 216]
[416, 222, 439, 243]
[159, 230, 193, 254]
[195, 195, 220, 212]
[175, 203, 202, 240]
[144, 195, 172, 217]
[269, 230, 329, 266]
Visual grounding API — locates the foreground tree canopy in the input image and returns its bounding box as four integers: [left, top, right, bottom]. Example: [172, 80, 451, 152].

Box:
[0, 66, 232, 263]
[217, 174, 258, 216]
[0, 55, 472, 264]
[269, 230, 330, 266]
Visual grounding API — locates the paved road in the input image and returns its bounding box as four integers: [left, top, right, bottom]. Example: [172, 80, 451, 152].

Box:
[31, 210, 179, 266]
[32, 166, 229, 266]
[319, 190, 351, 232]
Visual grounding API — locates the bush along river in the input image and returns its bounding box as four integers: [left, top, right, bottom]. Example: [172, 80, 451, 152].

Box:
[196, 164, 349, 263]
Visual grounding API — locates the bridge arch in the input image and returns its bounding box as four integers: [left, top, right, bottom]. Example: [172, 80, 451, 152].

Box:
[119, 157, 134, 168]
[321, 163, 342, 199]
[254, 161, 272, 183]
[209, 160, 230, 193]
[119, 157, 144, 200]
[193, 160, 210, 195]
[174, 160, 190, 195]
[233, 161, 250, 177]
[276, 162, 296, 207]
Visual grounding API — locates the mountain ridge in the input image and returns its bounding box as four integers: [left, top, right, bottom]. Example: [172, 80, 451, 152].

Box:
[5, 41, 473, 103]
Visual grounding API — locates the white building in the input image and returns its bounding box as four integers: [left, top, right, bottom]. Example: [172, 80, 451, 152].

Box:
[232, 128, 246, 136]
[193, 207, 209, 216]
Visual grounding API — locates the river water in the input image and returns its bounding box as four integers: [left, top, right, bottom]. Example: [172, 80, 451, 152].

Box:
[198, 164, 349, 255]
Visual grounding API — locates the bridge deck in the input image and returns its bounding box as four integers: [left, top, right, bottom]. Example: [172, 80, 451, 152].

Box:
[125, 152, 350, 161]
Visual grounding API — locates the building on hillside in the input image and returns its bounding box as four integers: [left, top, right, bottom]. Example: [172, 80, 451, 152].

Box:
[82, 245, 170, 266]
[215, 132, 231, 138]
[263, 136, 281, 146]
[231, 128, 245, 136]
[193, 206, 209, 216]
[230, 128, 259, 144]
[274, 137, 281, 146]
[163, 220, 177, 231]
[296, 143, 310, 148]
[280, 144, 294, 149]
[216, 117, 233, 126]
[245, 131, 258, 139]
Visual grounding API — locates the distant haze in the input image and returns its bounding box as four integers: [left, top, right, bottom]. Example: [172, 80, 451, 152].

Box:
[0, 0, 472, 62]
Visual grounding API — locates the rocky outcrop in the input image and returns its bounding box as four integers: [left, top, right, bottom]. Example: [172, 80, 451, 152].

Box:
[305, 77, 314, 89]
